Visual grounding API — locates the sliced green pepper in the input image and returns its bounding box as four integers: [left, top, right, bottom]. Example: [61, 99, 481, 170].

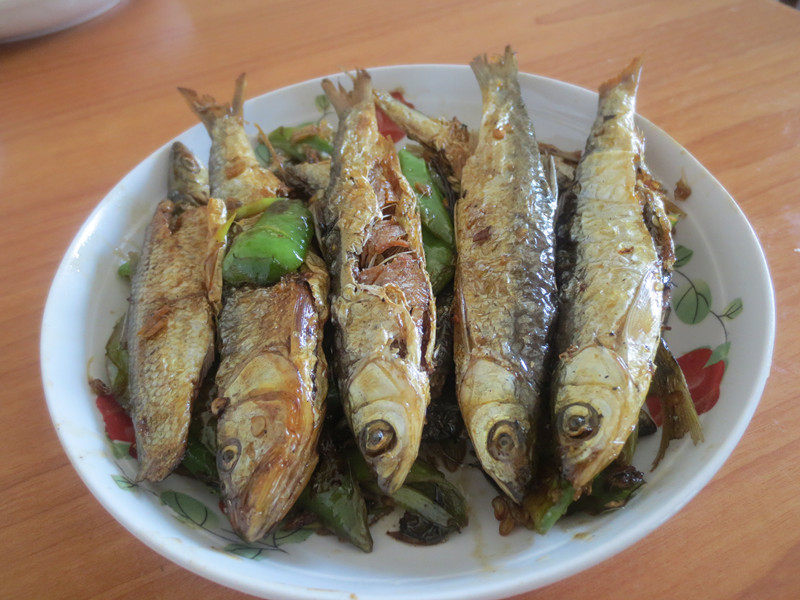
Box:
[398, 149, 454, 246]
[422, 229, 455, 295]
[268, 123, 334, 162]
[222, 199, 312, 286]
[104, 315, 130, 411]
[181, 434, 217, 485]
[523, 475, 574, 535]
[298, 437, 373, 552]
[347, 450, 467, 530]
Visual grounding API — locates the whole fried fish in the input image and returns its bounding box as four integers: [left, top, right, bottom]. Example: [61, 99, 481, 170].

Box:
[316, 71, 435, 494]
[127, 142, 227, 482]
[214, 255, 329, 542]
[179, 74, 287, 209]
[552, 58, 665, 491]
[453, 47, 558, 503]
[181, 77, 329, 541]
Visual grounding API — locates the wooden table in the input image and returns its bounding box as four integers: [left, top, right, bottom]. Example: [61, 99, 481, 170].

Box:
[2, 0, 798, 598]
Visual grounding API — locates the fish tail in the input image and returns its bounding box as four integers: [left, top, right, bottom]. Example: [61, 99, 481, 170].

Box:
[598, 57, 642, 100]
[322, 70, 372, 118]
[178, 73, 246, 133]
[470, 45, 518, 96]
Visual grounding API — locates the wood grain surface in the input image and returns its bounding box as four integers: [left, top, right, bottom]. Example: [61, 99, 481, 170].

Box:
[2, 0, 798, 598]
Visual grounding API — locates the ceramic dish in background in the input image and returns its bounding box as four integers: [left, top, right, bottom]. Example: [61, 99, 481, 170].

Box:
[0, 0, 121, 42]
[40, 65, 775, 600]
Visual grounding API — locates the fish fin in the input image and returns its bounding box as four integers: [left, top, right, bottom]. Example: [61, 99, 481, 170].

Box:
[598, 57, 642, 99]
[650, 337, 704, 469]
[177, 73, 246, 133]
[322, 70, 372, 118]
[470, 45, 518, 93]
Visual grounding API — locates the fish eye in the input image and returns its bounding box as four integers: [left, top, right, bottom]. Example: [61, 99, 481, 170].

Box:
[217, 438, 241, 472]
[487, 420, 523, 461]
[361, 420, 396, 457]
[557, 403, 601, 440]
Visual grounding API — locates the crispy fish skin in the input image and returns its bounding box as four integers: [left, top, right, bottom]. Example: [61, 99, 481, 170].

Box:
[454, 47, 558, 503]
[316, 71, 435, 494]
[373, 88, 475, 184]
[215, 255, 329, 542]
[128, 144, 226, 482]
[552, 58, 664, 492]
[179, 74, 286, 209]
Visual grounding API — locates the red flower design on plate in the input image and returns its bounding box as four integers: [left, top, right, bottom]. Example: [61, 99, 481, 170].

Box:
[376, 91, 414, 143]
[646, 347, 725, 426]
[96, 395, 137, 458]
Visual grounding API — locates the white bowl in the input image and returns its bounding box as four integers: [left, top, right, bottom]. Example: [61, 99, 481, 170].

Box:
[0, 0, 121, 42]
[40, 65, 775, 600]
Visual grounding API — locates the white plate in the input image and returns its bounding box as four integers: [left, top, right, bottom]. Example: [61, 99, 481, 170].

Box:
[40, 65, 775, 600]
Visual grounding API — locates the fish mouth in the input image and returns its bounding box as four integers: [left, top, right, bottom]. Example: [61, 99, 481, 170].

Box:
[348, 359, 427, 494]
[221, 442, 319, 542]
[216, 388, 319, 542]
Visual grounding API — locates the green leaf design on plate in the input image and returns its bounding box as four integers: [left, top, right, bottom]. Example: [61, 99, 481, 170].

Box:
[267, 526, 314, 547]
[111, 440, 132, 459]
[314, 93, 330, 113]
[254, 142, 271, 166]
[160, 491, 218, 528]
[721, 297, 743, 320]
[674, 245, 693, 268]
[705, 341, 731, 367]
[224, 543, 268, 560]
[112, 474, 137, 490]
[674, 279, 712, 324]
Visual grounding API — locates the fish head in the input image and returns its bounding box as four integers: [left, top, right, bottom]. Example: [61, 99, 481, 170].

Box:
[347, 358, 427, 494]
[216, 355, 318, 542]
[459, 358, 533, 503]
[554, 346, 636, 491]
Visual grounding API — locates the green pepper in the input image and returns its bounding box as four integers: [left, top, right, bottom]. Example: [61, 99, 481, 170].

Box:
[222, 199, 313, 286]
[117, 252, 138, 280]
[298, 437, 373, 552]
[422, 229, 455, 295]
[104, 315, 130, 411]
[181, 434, 217, 485]
[268, 123, 334, 162]
[215, 197, 280, 243]
[523, 475, 574, 535]
[398, 149, 454, 246]
[347, 450, 467, 530]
